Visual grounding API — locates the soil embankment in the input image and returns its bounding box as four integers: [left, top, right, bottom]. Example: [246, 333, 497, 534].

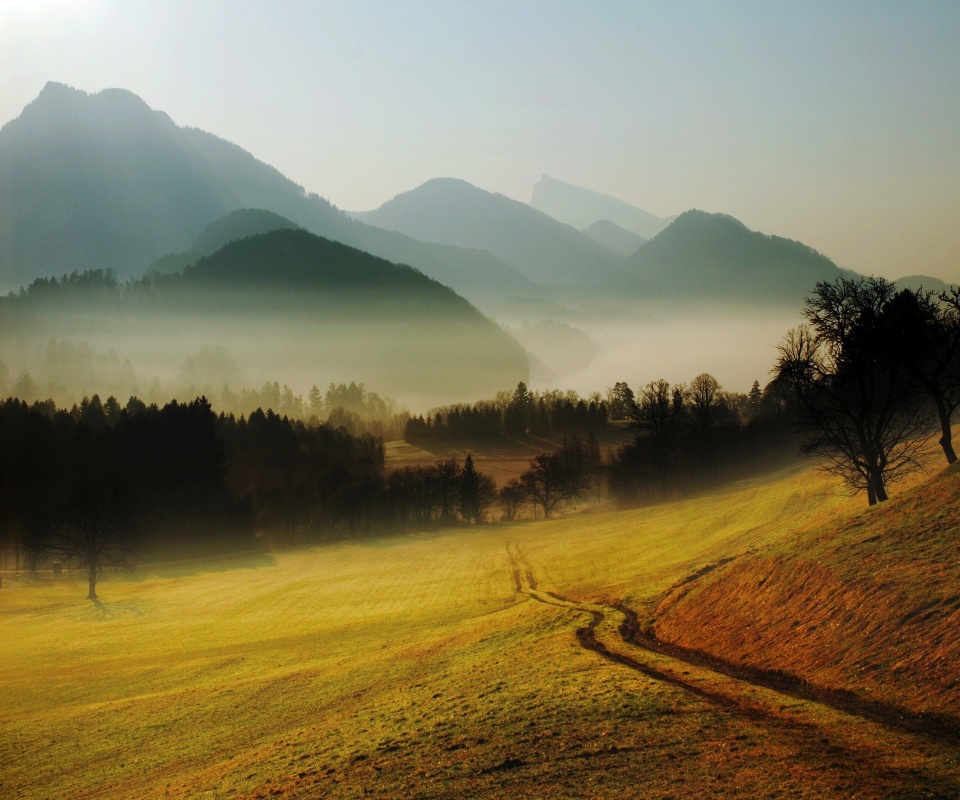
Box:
[650, 463, 960, 728]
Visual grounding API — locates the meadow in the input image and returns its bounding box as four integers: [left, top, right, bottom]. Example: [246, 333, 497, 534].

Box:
[2, 461, 959, 799]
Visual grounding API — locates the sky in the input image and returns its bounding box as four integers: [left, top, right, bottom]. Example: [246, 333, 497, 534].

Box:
[1, 0, 958, 282]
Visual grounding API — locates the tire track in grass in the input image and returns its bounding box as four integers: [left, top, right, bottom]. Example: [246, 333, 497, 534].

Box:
[506, 542, 960, 794]
[506, 544, 773, 722]
[614, 599, 960, 745]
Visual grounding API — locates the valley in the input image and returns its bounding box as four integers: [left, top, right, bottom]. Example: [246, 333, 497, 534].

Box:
[2, 19, 959, 795]
[2, 458, 958, 799]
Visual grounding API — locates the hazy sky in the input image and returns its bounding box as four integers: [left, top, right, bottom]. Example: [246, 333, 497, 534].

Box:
[2, 1, 958, 281]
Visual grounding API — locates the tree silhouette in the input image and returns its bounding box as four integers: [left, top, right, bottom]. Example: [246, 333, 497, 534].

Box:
[885, 287, 960, 464]
[28, 484, 144, 601]
[498, 478, 527, 521]
[457, 454, 496, 524]
[607, 381, 636, 421]
[520, 438, 591, 519]
[746, 380, 763, 418]
[775, 277, 932, 505]
[689, 374, 724, 441]
[631, 379, 684, 491]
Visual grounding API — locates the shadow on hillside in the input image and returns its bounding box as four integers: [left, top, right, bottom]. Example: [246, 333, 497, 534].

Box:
[87, 597, 149, 619]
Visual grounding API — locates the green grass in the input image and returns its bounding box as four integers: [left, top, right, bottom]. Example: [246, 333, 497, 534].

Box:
[2, 461, 958, 798]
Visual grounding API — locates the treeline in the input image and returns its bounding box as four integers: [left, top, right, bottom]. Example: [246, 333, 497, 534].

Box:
[387, 437, 605, 526]
[1, 395, 250, 562]
[387, 455, 497, 528]
[1, 373, 805, 592]
[0, 395, 504, 571]
[216, 380, 405, 439]
[401, 374, 798, 509]
[4, 268, 121, 304]
[606, 374, 798, 505]
[0, 348, 408, 440]
[0, 395, 385, 560]
[774, 279, 960, 504]
[405, 382, 608, 442]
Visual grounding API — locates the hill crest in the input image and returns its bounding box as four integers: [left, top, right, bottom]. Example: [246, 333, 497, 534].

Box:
[652, 461, 960, 724]
[581, 219, 647, 257]
[354, 177, 626, 287]
[0, 83, 535, 308]
[530, 174, 671, 239]
[627, 209, 852, 302]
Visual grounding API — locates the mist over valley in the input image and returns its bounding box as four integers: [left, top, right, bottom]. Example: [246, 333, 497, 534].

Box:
[0, 84, 874, 409]
[3, 6, 960, 796]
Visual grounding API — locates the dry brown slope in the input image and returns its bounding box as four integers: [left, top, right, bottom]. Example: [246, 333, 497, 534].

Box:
[652, 462, 960, 724]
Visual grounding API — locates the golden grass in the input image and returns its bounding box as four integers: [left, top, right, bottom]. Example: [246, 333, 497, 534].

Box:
[2, 459, 958, 798]
[383, 427, 634, 487]
[653, 462, 960, 721]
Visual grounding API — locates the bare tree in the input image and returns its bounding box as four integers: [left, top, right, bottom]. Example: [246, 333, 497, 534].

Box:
[631, 379, 685, 490]
[688, 373, 725, 441]
[775, 278, 933, 505]
[28, 484, 144, 601]
[886, 286, 960, 464]
[521, 438, 591, 519]
[498, 478, 527, 521]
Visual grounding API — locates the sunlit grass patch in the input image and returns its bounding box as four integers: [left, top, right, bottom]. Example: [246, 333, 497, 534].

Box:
[2, 460, 958, 798]
[653, 462, 960, 720]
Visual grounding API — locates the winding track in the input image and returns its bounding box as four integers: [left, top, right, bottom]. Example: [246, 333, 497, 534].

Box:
[508, 544, 790, 724]
[506, 542, 960, 766]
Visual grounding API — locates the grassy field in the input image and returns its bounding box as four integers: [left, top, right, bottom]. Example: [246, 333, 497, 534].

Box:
[2, 461, 959, 798]
[654, 461, 960, 724]
[383, 425, 634, 487]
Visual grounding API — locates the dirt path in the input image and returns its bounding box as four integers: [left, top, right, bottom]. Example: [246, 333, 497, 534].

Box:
[506, 542, 960, 793]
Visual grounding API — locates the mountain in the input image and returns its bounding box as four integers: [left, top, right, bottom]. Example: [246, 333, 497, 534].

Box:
[580, 219, 646, 258]
[3, 228, 529, 405]
[174, 228, 486, 300]
[626, 210, 854, 303]
[191, 208, 301, 257]
[150, 209, 302, 275]
[0, 83, 235, 288]
[353, 178, 628, 287]
[0, 83, 532, 307]
[530, 174, 672, 239]
[893, 274, 954, 294]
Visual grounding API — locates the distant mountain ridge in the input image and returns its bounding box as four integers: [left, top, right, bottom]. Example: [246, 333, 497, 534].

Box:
[5, 227, 530, 403]
[0, 83, 880, 318]
[580, 219, 646, 258]
[0, 83, 532, 306]
[627, 210, 855, 302]
[354, 177, 627, 287]
[150, 209, 302, 275]
[0, 83, 234, 287]
[893, 275, 954, 294]
[530, 175, 672, 239]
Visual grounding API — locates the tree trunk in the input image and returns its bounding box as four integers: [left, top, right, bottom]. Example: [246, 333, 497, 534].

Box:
[869, 468, 889, 503]
[87, 564, 98, 601]
[935, 397, 958, 464]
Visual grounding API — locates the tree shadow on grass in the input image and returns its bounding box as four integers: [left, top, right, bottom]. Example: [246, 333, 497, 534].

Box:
[87, 597, 149, 619]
